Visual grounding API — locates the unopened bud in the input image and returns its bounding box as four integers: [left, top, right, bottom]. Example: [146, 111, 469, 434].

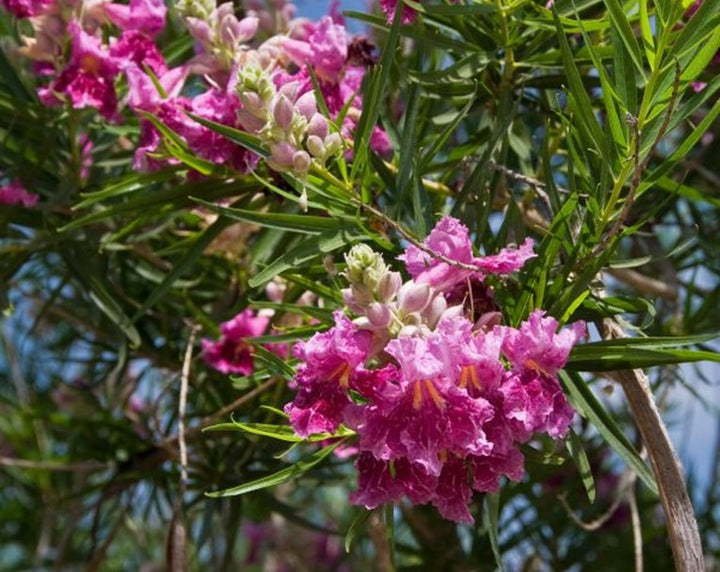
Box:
[344, 244, 385, 285]
[239, 91, 264, 116]
[423, 293, 447, 328]
[273, 94, 294, 130]
[377, 271, 401, 302]
[268, 141, 295, 168]
[397, 281, 432, 314]
[306, 135, 325, 158]
[366, 302, 391, 328]
[292, 150, 311, 175]
[324, 132, 343, 155]
[279, 81, 299, 102]
[295, 91, 317, 119]
[307, 113, 329, 139]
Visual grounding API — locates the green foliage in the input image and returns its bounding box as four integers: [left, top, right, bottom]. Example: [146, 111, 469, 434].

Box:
[1, 0, 720, 569]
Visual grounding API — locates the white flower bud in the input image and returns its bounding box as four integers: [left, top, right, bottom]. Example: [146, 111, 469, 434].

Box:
[397, 281, 432, 314]
[306, 135, 326, 158]
[377, 271, 401, 302]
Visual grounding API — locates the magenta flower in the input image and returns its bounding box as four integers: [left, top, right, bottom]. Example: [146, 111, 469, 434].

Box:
[350, 453, 437, 509]
[110, 30, 167, 75]
[400, 216, 536, 290]
[285, 311, 397, 437]
[0, 0, 54, 18]
[353, 336, 495, 476]
[0, 179, 39, 207]
[103, 0, 167, 37]
[283, 16, 347, 83]
[38, 22, 119, 119]
[499, 310, 586, 376]
[202, 309, 270, 376]
[379, 0, 419, 24]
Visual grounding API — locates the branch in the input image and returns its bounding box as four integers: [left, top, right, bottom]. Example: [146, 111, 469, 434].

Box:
[603, 319, 703, 572]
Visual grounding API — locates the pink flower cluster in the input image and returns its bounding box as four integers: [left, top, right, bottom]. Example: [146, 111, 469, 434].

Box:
[0, 178, 39, 207]
[285, 216, 585, 523]
[202, 309, 270, 376]
[3, 1, 391, 177]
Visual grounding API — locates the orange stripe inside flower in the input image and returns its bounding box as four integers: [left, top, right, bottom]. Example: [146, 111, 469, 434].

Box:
[412, 379, 446, 410]
[524, 357, 551, 376]
[459, 364, 482, 392]
[79, 54, 101, 74]
[329, 362, 352, 388]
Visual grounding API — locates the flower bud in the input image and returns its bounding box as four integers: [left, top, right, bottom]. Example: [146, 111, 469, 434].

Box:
[397, 281, 432, 314]
[423, 293, 447, 328]
[239, 91, 264, 116]
[324, 132, 343, 155]
[292, 150, 311, 175]
[278, 81, 299, 102]
[295, 91, 317, 119]
[344, 244, 385, 285]
[307, 113, 329, 139]
[272, 94, 294, 131]
[475, 311, 502, 332]
[366, 302, 391, 328]
[268, 141, 295, 168]
[378, 271, 401, 302]
[306, 135, 325, 158]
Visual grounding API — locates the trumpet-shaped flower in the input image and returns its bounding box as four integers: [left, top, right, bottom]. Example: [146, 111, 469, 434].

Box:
[202, 309, 270, 376]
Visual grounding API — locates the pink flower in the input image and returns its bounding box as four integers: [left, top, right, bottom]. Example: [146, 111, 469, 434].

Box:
[202, 309, 270, 376]
[110, 30, 167, 75]
[103, 0, 167, 37]
[0, 179, 38, 207]
[400, 216, 536, 290]
[499, 310, 586, 377]
[379, 0, 419, 24]
[1, 0, 54, 18]
[285, 312, 396, 437]
[283, 17, 347, 83]
[38, 22, 119, 119]
[350, 453, 436, 509]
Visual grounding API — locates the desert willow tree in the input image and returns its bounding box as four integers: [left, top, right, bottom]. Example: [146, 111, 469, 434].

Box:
[0, 0, 719, 569]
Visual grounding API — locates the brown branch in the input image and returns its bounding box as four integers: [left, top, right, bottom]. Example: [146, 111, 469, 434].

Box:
[605, 268, 679, 302]
[628, 484, 644, 572]
[0, 456, 111, 472]
[603, 319, 703, 572]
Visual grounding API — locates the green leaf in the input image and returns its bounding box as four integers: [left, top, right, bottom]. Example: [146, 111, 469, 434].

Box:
[248, 229, 366, 288]
[345, 508, 373, 553]
[205, 440, 345, 498]
[483, 492, 504, 571]
[190, 197, 354, 234]
[560, 371, 658, 494]
[602, 0, 646, 80]
[185, 112, 268, 157]
[566, 429, 596, 503]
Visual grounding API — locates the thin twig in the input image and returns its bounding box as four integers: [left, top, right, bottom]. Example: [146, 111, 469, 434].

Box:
[628, 484, 644, 572]
[178, 326, 199, 495]
[351, 197, 517, 273]
[585, 60, 682, 264]
[557, 470, 636, 531]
